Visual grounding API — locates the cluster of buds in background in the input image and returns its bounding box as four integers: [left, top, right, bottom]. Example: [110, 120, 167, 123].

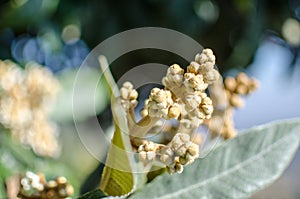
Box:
[0, 60, 60, 157]
[208, 72, 259, 140]
[17, 171, 73, 199]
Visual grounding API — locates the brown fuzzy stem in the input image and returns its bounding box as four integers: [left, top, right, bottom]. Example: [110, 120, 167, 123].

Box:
[126, 106, 136, 130]
[130, 116, 160, 138]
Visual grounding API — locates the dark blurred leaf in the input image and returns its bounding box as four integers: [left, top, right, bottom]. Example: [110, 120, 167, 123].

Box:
[80, 162, 105, 195]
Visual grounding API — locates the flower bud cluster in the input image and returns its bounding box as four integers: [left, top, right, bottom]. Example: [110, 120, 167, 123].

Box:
[191, 48, 220, 84]
[136, 133, 199, 174]
[0, 60, 60, 157]
[224, 72, 259, 108]
[120, 81, 138, 110]
[159, 133, 199, 174]
[18, 171, 74, 199]
[184, 92, 213, 121]
[145, 49, 219, 130]
[162, 64, 184, 95]
[120, 49, 220, 174]
[162, 49, 219, 97]
[143, 88, 181, 119]
[137, 141, 158, 163]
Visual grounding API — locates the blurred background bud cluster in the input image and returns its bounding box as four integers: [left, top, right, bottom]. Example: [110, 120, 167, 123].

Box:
[0, 0, 300, 198]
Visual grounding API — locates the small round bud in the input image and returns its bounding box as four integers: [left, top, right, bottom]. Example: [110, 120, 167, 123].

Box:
[150, 88, 165, 103]
[144, 141, 155, 151]
[187, 143, 199, 157]
[175, 163, 184, 174]
[187, 61, 200, 74]
[66, 184, 74, 196]
[224, 77, 237, 92]
[123, 81, 133, 89]
[203, 67, 220, 84]
[120, 81, 138, 110]
[56, 176, 67, 185]
[229, 94, 244, 108]
[195, 48, 216, 65]
[46, 190, 55, 198]
[168, 104, 181, 119]
[236, 84, 249, 95]
[184, 73, 208, 92]
[47, 180, 57, 188]
[140, 109, 148, 117]
[58, 188, 68, 197]
[236, 72, 249, 84]
[168, 64, 184, 75]
[129, 89, 138, 100]
[249, 79, 259, 92]
[120, 87, 129, 99]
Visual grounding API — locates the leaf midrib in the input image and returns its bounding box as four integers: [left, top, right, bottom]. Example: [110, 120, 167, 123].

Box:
[156, 132, 297, 199]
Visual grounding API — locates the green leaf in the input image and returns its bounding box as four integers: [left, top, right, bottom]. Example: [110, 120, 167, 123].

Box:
[98, 56, 135, 196]
[129, 119, 300, 199]
[0, 177, 7, 199]
[99, 123, 134, 196]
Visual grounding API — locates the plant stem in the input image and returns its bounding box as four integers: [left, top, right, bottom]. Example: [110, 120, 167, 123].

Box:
[130, 116, 160, 138]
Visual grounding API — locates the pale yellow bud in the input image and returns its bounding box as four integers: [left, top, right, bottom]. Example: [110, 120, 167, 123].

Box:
[123, 81, 134, 89]
[236, 72, 249, 85]
[224, 77, 237, 92]
[184, 73, 208, 92]
[168, 103, 181, 119]
[236, 84, 249, 95]
[140, 109, 148, 117]
[195, 48, 216, 65]
[150, 88, 165, 103]
[168, 64, 184, 75]
[187, 61, 200, 74]
[230, 94, 244, 108]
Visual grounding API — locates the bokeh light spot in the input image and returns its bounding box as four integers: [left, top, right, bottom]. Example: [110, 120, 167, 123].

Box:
[62, 24, 81, 44]
[194, 0, 219, 23]
[282, 18, 300, 46]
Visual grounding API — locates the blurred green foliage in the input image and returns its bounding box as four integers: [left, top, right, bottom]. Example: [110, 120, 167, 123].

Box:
[1, 0, 299, 74]
[0, 127, 81, 197]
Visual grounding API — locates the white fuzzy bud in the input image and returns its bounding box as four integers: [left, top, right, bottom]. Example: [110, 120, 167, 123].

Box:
[170, 133, 190, 156]
[162, 64, 184, 91]
[147, 88, 173, 119]
[195, 48, 216, 65]
[184, 73, 208, 92]
[194, 49, 220, 84]
[120, 81, 138, 110]
[187, 61, 200, 74]
[138, 141, 157, 163]
[20, 171, 44, 196]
